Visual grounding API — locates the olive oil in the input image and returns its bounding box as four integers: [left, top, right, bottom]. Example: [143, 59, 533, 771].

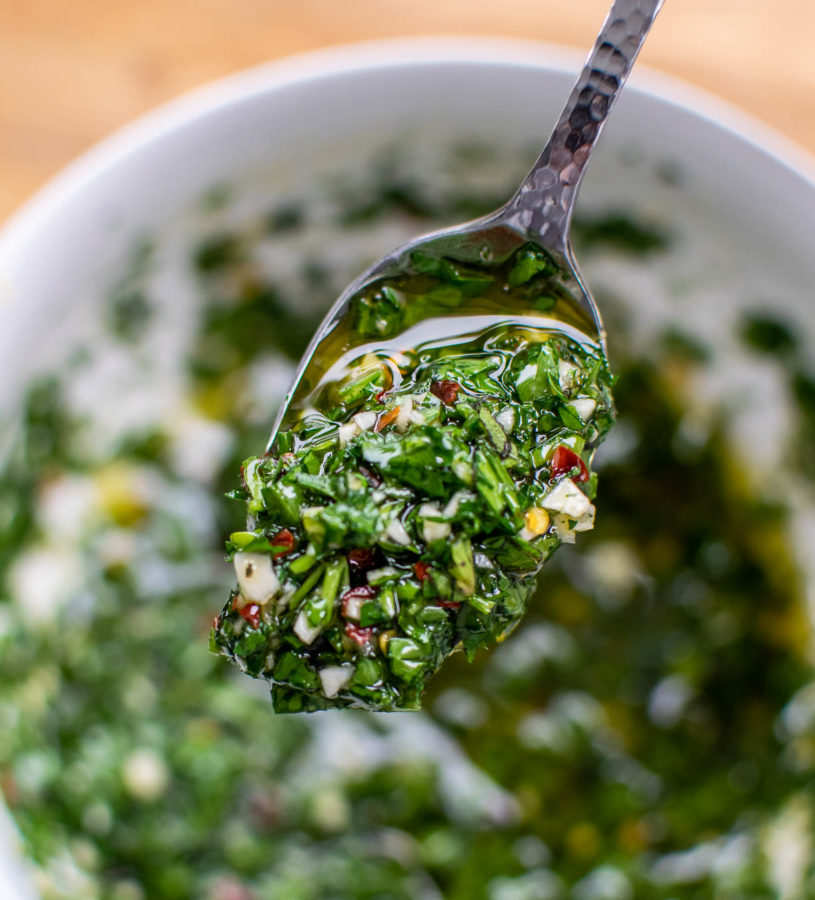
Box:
[280, 243, 600, 433]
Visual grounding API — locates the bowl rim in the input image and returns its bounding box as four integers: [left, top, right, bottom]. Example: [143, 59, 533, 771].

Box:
[2, 34, 815, 264]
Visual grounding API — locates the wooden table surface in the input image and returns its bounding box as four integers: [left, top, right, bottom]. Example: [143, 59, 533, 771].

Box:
[2, 0, 814, 223]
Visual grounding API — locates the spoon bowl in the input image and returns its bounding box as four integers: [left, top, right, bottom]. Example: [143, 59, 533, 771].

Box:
[270, 0, 664, 446]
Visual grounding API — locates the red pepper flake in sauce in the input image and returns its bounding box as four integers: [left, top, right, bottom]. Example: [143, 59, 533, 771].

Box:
[414, 561, 430, 582]
[270, 529, 296, 556]
[238, 603, 262, 629]
[375, 389, 390, 403]
[430, 380, 461, 405]
[375, 407, 400, 432]
[345, 622, 375, 646]
[347, 548, 376, 572]
[437, 599, 462, 610]
[341, 585, 378, 620]
[550, 444, 589, 482]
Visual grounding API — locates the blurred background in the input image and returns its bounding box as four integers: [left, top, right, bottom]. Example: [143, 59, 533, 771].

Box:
[3, 0, 815, 221]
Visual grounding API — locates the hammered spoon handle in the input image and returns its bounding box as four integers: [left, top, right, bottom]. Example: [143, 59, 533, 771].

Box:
[503, 0, 665, 254]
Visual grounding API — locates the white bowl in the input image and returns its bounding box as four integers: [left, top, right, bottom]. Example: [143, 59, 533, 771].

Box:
[2, 37, 815, 896]
[3, 38, 815, 406]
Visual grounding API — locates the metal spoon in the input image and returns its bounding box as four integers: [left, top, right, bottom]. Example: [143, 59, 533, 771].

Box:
[269, 0, 664, 446]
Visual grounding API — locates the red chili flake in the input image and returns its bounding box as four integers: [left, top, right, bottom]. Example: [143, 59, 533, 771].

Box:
[414, 561, 430, 582]
[345, 622, 375, 646]
[375, 407, 400, 432]
[375, 389, 390, 403]
[550, 444, 589, 482]
[270, 529, 296, 556]
[430, 380, 461, 405]
[347, 548, 376, 572]
[238, 603, 262, 629]
[437, 599, 462, 610]
[341, 585, 378, 620]
[239, 464, 246, 488]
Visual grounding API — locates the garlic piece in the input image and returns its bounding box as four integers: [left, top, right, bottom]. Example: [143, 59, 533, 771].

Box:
[568, 397, 597, 422]
[542, 479, 596, 543]
[393, 396, 424, 432]
[293, 609, 323, 645]
[233, 552, 280, 605]
[558, 360, 580, 395]
[384, 518, 411, 546]
[474, 552, 494, 570]
[494, 406, 516, 434]
[443, 491, 473, 518]
[572, 507, 596, 532]
[338, 421, 361, 446]
[342, 592, 365, 622]
[352, 411, 377, 431]
[553, 507, 595, 543]
[541, 479, 593, 519]
[366, 565, 399, 584]
[394, 398, 414, 433]
[319, 665, 354, 698]
[419, 503, 451, 543]
[452, 458, 473, 484]
[553, 514, 577, 544]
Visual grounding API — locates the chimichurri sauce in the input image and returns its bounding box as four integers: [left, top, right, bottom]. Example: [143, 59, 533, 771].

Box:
[212, 245, 615, 711]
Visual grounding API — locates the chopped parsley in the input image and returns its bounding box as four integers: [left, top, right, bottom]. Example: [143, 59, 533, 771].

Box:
[212, 245, 615, 710]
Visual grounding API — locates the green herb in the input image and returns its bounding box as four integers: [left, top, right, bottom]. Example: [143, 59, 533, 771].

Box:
[266, 203, 304, 233]
[108, 288, 152, 342]
[572, 211, 669, 255]
[740, 312, 798, 358]
[660, 327, 712, 364]
[192, 232, 244, 272]
[212, 243, 616, 711]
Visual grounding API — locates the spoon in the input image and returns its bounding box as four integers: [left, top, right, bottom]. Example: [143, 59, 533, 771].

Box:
[269, 0, 664, 446]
